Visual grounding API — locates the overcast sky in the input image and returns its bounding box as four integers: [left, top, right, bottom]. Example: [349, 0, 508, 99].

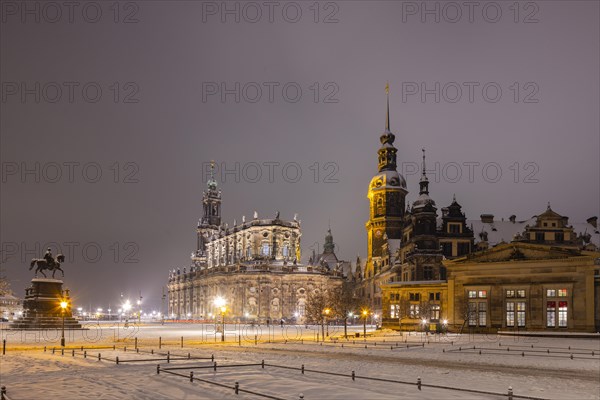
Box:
[1, 1, 598, 311]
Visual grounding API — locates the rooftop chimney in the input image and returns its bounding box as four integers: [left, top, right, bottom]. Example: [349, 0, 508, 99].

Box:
[480, 214, 494, 223]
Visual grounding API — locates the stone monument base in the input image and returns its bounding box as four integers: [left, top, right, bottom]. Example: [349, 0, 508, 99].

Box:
[9, 278, 82, 329]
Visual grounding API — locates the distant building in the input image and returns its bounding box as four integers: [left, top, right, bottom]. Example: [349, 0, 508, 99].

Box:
[0, 293, 22, 321]
[167, 164, 343, 322]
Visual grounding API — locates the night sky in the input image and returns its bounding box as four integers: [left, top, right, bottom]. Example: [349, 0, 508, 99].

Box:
[1, 1, 598, 311]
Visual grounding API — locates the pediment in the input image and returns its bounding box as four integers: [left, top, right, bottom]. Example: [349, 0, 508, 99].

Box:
[448, 242, 582, 264]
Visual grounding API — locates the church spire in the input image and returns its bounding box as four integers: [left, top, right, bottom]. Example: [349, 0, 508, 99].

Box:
[377, 83, 397, 172]
[385, 82, 390, 132]
[419, 148, 429, 195]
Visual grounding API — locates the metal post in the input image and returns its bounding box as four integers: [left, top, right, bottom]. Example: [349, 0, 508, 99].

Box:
[135, 337, 138, 350]
[235, 382, 239, 394]
[181, 336, 183, 348]
[156, 364, 160, 374]
[508, 386, 513, 400]
[417, 377, 422, 391]
[351, 371, 355, 381]
[61, 308, 66, 347]
[159, 336, 162, 349]
[2, 340, 5, 355]
[261, 359, 265, 369]
[301, 364, 304, 374]
[190, 371, 194, 382]
[221, 311, 225, 342]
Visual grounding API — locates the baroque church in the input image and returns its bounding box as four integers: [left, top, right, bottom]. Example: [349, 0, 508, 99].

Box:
[167, 164, 345, 322]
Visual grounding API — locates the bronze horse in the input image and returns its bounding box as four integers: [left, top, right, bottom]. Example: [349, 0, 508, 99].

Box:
[29, 254, 65, 278]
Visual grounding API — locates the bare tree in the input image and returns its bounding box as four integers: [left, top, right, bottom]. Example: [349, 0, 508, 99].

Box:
[304, 288, 329, 339]
[330, 281, 359, 338]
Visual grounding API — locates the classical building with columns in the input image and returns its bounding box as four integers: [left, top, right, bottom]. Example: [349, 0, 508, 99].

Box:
[167, 166, 344, 322]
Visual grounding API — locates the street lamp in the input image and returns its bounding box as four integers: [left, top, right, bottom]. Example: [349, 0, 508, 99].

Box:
[60, 300, 68, 347]
[137, 299, 142, 323]
[362, 309, 368, 338]
[213, 297, 226, 342]
[323, 308, 331, 337]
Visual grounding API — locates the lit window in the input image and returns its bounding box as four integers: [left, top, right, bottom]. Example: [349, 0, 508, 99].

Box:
[546, 301, 556, 327]
[506, 302, 515, 327]
[478, 290, 487, 299]
[506, 290, 515, 298]
[409, 304, 420, 318]
[558, 301, 568, 327]
[546, 289, 556, 297]
[261, 243, 270, 256]
[431, 305, 440, 321]
[517, 302, 526, 327]
[468, 290, 477, 299]
[558, 289, 567, 297]
[390, 304, 399, 319]
[516, 290, 526, 298]
[478, 302, 487, 327]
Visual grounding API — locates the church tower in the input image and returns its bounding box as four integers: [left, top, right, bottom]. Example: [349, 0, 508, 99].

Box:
[365, 86, 408, 278]
[197, 161, 221, 255]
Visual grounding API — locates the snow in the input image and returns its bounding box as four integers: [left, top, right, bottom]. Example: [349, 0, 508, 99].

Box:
[1, 323, 599, 399]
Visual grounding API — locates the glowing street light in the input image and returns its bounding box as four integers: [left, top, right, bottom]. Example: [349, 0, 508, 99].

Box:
[323, 308, 331, 338]
[362, 309, 369, 338]
[213, 297, 226, 342]
[60, 299, 69, 347]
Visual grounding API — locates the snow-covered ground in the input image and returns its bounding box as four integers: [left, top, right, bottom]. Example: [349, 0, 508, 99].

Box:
[1, 323, 598, 399]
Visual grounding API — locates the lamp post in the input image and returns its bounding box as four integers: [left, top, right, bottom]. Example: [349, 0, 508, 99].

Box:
[213, 297, 226, 342]
[324, 308, 331, 337]
[362, 309, 368, 338]
[137, 299, 142, 323]
[60, 300, 68, 347]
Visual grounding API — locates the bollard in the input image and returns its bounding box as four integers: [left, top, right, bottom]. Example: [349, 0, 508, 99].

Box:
[72, 349, 75, 357]
[44, 346, 46, 352]
[190, 371, 194, 382]
[159, 337, 162, 349]
[188, 352, 191, 359]
[61, 348, 64, 356]
[52, 347, 55, 354]
[98, 353, 101, 361]
[167, 352, 170, 364]
[156, 364, 160, 375]
[417, 377, 421, 391]
[124, 346, 127, 352]
[151, 349, 154, 355]
[181, 336, 183, 348]
[508, 386, 513, 400]
[81, 346, 83, 351]
[214, 362, 217, 372]
[301, 364, 304, 375]
[116, 356, 119, 365]
[135, 337, 138, 350]
[521, 352, 524, 357]
[113, 345, 116, 350]
[261, 359, 265, 369]
[235, 381, 239, 394]
[351, 371, 355, 381]
[84, 351, 87, 358]
[570, 354, 573, 360]
[211, 354, 214, 362]
[136, 348, 139, 354]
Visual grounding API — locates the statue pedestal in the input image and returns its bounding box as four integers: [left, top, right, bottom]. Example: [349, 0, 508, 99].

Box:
[9, 278, 82, 329]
